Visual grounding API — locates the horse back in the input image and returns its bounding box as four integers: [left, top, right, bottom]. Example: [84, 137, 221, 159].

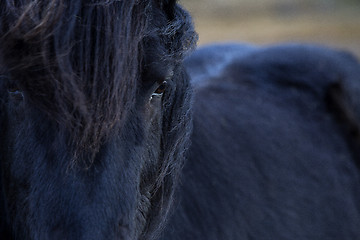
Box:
[162, 44, 360, 240]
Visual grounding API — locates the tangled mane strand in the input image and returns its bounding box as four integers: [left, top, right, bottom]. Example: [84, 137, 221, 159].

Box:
[0, 0, 150, 164]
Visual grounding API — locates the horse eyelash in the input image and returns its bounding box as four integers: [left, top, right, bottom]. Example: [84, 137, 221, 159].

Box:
[150, 81, 167, 101]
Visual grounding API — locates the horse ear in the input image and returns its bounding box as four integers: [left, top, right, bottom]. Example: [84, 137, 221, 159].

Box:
[155, 0, 177, 19]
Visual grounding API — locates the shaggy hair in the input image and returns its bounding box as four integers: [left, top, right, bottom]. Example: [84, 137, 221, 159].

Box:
[0, 0, 196, 163]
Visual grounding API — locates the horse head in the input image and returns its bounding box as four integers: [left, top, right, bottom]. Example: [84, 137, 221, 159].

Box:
[0, 1, 197, 239]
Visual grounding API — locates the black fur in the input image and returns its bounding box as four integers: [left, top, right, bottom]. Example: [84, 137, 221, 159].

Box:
[2, 0, 360, 239]
[0, 0, 196, 239]
[162, 43, 360, 239]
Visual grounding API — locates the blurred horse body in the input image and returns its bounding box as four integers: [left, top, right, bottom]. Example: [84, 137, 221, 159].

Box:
[162, 43, 360, 240]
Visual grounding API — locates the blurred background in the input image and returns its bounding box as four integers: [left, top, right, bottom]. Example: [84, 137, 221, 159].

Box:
[180, 0, 360, 57]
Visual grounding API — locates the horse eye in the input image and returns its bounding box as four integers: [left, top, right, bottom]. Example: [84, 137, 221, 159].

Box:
[8, 85, 19, 93]
[153, 81, 167, 96]
[8, 84, 24, 100]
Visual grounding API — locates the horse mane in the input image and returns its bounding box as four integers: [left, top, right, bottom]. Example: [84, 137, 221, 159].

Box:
[0, 0, 196, 166]
[1, 0, 148, 163]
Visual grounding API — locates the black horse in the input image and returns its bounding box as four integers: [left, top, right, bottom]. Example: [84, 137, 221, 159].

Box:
[1, 1, 360, 240]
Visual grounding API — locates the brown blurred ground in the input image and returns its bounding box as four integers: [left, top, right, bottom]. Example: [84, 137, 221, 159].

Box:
[180, 0, 360, 57]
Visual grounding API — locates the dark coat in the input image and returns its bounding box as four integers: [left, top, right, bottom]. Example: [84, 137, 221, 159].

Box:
[162, 43, 360, 240]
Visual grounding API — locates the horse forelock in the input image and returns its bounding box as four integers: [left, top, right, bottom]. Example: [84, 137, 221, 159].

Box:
[0, 0, 197, 166]
[0, 0, 155, 163]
